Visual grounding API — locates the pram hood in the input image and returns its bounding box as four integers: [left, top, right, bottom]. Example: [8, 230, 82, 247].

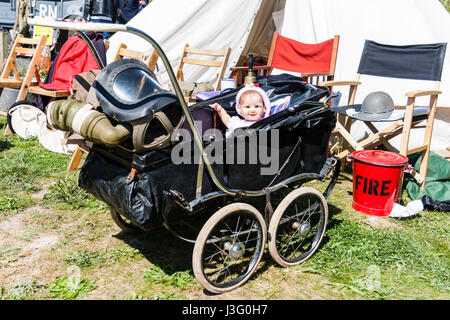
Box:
[93, 59, 180, 123]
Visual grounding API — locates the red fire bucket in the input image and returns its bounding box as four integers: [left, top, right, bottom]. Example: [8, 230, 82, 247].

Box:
[348, 150, 409, 216]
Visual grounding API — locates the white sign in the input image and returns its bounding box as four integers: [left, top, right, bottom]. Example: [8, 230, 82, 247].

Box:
[39, 3, 57, 18]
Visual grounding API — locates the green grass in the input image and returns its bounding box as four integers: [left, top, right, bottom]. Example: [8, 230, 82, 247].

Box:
[0, 278, 43, 300]
[0, 195, 26, 214]
[144, 265, 196, 289]
[0, 116, 448, 300]
[42, 175, 107, 211]
[306, 218, 449, 299]
[47, 276, 96, 300]
[65, 247, 142, 269]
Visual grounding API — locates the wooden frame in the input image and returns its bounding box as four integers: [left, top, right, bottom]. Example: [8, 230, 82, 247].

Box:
[66, 143, 90, 173]
[0, 35, 47, 130]
[175, 44, 231, 102]
[112, 43, 159, 71]
[230, 33, 340, 86]
[28, 84, 71, 99]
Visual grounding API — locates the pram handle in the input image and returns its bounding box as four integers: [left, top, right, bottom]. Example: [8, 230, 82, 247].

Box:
[289, 92, 338, 123]
[323, 92, 341, 108]
[28, 17, 127, 33]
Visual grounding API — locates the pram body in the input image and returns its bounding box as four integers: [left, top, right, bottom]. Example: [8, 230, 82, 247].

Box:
[79, 74, 337, 227]
[28, 18, 341, 293]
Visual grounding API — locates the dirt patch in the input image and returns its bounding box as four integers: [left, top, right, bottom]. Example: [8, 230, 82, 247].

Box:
[0, 208, 60, 287]
[23, 234, 59, 252]
[31, 180, 56, 199]
[0, 213, 25, 238]
[364, 215, 402, 230]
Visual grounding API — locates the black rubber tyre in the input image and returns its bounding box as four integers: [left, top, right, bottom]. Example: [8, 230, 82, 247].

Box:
[268, 187, 328, 267]
[192, 203, 266, 293]
[110, 208, 142, 233]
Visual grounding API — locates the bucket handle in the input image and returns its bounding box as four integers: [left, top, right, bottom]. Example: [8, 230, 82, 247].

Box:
[372, 150, 390, 157]
[404, 164, 414, 174]
[404, 164, 425, 184]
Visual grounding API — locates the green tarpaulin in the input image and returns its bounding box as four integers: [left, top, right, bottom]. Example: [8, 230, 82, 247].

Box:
[405, 151, 450, 202]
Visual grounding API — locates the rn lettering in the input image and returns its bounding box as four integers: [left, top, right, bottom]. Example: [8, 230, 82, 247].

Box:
[355, 175, 391, 196]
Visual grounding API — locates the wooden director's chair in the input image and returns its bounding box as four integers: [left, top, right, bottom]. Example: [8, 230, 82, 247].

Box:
[320, 40, 447, 188]
[112, 43, 159, 71]
[230, 32, 340, 87]
[175, 44, 231, 103]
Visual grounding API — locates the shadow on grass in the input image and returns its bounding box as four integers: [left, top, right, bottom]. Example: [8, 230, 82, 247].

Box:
[321, 203, 344, 245]
[251, 200, 346, 281]
[114, 226, 194, 275]
[0, 140, 12, 152]
[111, 196, 346, 294]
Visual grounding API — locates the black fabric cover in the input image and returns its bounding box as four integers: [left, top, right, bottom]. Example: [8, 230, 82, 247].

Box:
[357, 40, 447, 81]
[79, 75, 335, 230]
[422, 195, 450, 212]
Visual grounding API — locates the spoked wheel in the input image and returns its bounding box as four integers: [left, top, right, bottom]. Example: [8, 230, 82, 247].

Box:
[192, 203, 267, 293]
[268, 187, 328, 267]
[110, 208, 141, 233]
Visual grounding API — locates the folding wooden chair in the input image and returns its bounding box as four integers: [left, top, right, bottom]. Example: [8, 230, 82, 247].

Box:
[175, 44, 231, 102]
[0, 35, 47, 132]
[320, 40, 447, 188]
[230, 32, 340, 86]
[27, 35, 102, 101]
[112, 43, 159, 71]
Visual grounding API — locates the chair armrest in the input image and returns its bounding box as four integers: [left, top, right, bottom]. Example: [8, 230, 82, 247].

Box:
[301, 72, 334, 77]
[318, 80, 361, 87]
[230, 65, 271, 72]
[405, 90, 442, 97]
[230, 66, 248, 72]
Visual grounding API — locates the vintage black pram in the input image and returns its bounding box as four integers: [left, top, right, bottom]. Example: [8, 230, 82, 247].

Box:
[29, 19, 341, 293]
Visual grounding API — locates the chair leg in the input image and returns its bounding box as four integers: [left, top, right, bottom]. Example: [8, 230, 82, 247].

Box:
[417, 95, 438, 189]
[340, 116, 353, 154]
[4, 125, 12, 135]
[16, 36, 46, 102]
[335, 121, 363, 158]
[67, 145, 85, 172]
[399, 98, 416, 156]
[0, 88, 13, 135]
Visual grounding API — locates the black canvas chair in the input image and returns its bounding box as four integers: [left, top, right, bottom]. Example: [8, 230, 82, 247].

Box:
[320, 40, 447, 188]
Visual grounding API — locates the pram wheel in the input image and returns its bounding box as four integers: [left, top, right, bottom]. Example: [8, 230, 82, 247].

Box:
[110, 208, 141, 233]
[268, 187, 327, 267]
[192, 203, 266, 293]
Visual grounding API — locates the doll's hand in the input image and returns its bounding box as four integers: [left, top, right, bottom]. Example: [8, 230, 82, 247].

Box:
[209, 103, 222, 112]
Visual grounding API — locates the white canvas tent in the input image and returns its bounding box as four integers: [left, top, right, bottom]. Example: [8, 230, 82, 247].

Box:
[107, 0, 450, 153]
[107, 0, 282, 88]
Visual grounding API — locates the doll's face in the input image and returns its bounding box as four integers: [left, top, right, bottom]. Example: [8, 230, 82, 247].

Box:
[237, 92, 265, 122]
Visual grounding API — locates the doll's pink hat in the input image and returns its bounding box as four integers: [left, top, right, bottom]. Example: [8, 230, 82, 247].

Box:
[236, 83, 271, 118]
